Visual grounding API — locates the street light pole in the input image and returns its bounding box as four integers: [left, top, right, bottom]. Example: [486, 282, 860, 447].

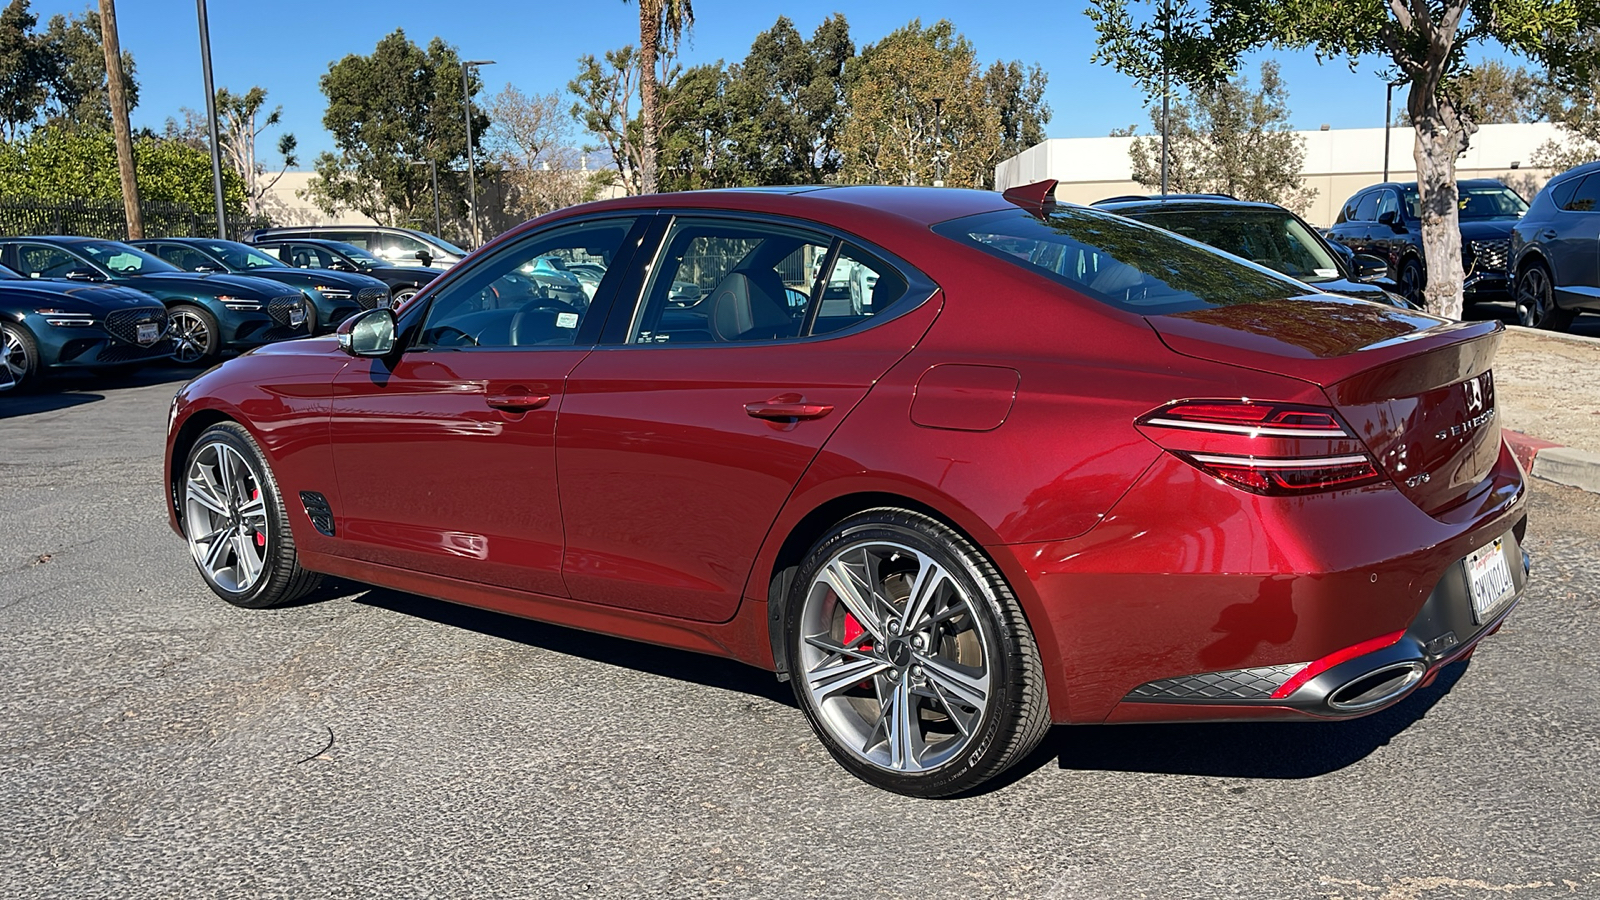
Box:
[1159, 0, 1170, 197]
[932, 97, 945, 187]
[1384, 81, 1395, 183]
[411, 159, 441, 236]
[196, 0, 226, 238]
[461, 59, 494, 248]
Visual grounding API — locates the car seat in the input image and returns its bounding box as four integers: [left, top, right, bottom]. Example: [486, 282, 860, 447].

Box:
[708, 268, 794, 341]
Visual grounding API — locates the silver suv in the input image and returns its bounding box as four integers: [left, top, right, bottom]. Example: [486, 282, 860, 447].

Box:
[244, 226, 467, 269]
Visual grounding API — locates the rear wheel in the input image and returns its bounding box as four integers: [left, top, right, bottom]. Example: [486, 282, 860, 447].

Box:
[786, 509, 1050, 797]
[169, 304, 220, 365]
[2, 322, 39, 390]
[181, 422, 320, 608]
[1397, 258, 1425, 307]
[1516, 262, 1574, 331]
[392, 286, 420, 307]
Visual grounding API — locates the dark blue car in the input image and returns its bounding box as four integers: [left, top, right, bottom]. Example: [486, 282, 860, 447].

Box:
[1510, 160, 1600, 330]
[1, 262, 172, 390]
[0, 237, 310, 365]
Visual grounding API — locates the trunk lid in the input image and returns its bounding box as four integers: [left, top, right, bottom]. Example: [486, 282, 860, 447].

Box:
[1147, 295, 1505, 515]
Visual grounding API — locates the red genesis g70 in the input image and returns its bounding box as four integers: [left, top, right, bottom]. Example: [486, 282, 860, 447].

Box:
[164, 182, 1529, 796]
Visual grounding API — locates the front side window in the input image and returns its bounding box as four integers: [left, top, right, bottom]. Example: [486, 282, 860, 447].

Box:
[13, 244, 88, 278]
[200, 241, 285, 270]
[1354, 192, 1380, 222]
[154, 244, 220, 272]
[415, 217, 636, 349]
[933, 206, 1313, 314]
[1375, 190, 1400, 220]
[1559, 175, 1600, 213]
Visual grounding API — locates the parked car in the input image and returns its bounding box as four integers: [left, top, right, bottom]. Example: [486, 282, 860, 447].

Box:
[1509, 159, 1600, 330]
[0, 261, 172, 390]
[244, 225, 466, 268]
[0, 237, 308, 365]
[246, 238, 445, 307]
[1326, 179, 1527, 305]
[166, 183, 1527, 797]
[131, 238, 391, 335]
[1093, 195, 1417, 308]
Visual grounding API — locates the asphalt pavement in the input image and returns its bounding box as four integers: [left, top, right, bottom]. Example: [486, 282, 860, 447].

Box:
[3, 365, 1599, 899]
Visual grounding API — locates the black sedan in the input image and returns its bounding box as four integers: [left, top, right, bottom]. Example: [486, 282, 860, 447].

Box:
[246, 238, 445, 307]
[1510, 159, 1600, 331]
[0, 238, 309, 365]
[132, 238, 391, 335]
[1, 262, 172, 390]
[1093, 195, 1415, 308]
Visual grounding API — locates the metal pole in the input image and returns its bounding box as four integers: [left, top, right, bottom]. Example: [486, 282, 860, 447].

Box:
[1383, 82, 1393, 182]
[1159, 1, 1170, 197]
[932, 97, 944, 188]
[461, 59, 494, 248]
[197, 0, 226, 238]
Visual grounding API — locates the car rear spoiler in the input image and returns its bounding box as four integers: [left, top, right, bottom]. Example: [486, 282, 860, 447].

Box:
[1002, 179, 1057, 218]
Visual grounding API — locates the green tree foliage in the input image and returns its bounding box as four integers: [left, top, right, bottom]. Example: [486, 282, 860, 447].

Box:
[0, 1, 136, 136]
[303, 30, 487, 227]
[570, 46, 643, 194]
[1530, 33, 1600, 172]
[215, 86, 298, 216]
[0, 0, 48, 139]
[1126, 61, 1315, 211]
[1394, 60, 1545, 126]
[1089, 0, 1600, 319]
[838, 19, 1049, 188]
[0, 125, 243, 210]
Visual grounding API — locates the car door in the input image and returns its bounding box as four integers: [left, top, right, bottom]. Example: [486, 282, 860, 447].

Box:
[1369, 189, 1407, 269]
[7, 243, 97, 281]
[1548, 173, 1600, 300]
[556, 215, 939, 623]
[325, 216, 647, 596]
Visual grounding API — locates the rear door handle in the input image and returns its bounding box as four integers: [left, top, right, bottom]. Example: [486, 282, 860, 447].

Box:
[485, 389, 551, 412]
[1541, 229, 1559, 240]
[745, 395, 833, 421]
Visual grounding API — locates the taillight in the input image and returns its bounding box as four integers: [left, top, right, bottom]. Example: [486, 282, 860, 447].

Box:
[1137, 400, 1385, 496]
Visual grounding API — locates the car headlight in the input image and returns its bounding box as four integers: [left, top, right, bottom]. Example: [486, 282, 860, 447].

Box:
[216, 294, 262, 311]
[35, 308, 96, 326]
[314, 285, 352, 299]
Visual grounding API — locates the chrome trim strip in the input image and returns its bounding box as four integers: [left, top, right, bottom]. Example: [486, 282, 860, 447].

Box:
[1189, 453, 1371, 468]
[1145, 417, 1350, 439]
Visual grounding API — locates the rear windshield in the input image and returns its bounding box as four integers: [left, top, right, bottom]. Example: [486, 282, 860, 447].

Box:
[932, 207, 1315, 314]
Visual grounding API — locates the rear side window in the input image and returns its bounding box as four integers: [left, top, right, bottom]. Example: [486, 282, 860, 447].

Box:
[932, 207, 1313, 315]
[1559, 175, 1600, 212]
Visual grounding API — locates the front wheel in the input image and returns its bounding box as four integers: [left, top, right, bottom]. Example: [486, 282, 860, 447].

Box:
[391, 286, 420, 307]
[2, 322, 40, 391]
[169, 304, 220, 365]
[181, 422, 321, 608]
[786, 509, 1051, 797]
[1516, 263, 1575, 331]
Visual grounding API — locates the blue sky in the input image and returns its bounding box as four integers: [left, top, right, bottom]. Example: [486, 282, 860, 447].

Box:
[33, 0, 1518, 165]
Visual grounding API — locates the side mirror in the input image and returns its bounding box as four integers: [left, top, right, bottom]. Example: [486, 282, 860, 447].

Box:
[337, 307, 397, 357]
[194, 264, 221, 273]
[1377, 210, 1403, 230]
[1352, 253, 1390, 283]
[64, 268, 104, 282]
[414, 250, 433, 267]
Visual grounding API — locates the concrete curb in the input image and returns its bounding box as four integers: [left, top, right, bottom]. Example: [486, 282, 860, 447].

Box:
[1503, 428, 1600, 495]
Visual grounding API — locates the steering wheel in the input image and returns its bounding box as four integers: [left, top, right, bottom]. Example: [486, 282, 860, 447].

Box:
[510, 297, 583, 346]
[429, 325, 479, 347]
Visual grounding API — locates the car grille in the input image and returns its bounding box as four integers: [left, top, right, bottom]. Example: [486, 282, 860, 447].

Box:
[97, 342, 172, 363]
[1467, 239, 1510, 274]
[356, 287, 389, 309]
[104, 307, 168, 346]
[266, 294, 306, 328]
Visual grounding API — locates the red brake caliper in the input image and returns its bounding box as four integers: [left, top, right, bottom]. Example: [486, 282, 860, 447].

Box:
[252, 489, 265, 546]
[843, 612, 875, 689]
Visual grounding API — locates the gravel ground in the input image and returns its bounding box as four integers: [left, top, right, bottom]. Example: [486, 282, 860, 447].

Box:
[2, 365, 1598, 899]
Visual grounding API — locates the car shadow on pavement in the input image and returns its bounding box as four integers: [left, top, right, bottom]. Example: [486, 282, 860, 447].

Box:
[1047, 661, 1469, 780]
[0, 391, 103, 418]
[350, 586, 798, 708]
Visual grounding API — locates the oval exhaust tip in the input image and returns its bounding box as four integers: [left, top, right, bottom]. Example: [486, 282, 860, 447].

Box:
[1327, 661, 1426, 712]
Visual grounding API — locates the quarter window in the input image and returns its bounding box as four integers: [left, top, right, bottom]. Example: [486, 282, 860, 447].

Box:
[1560, 175, 1600, 212]
[811, 245, 908, 335]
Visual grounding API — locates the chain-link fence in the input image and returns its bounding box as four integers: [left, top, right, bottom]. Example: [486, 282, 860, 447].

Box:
[0, 199, 271, 242]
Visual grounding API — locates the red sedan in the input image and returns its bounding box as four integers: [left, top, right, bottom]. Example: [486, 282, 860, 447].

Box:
[164, 182, 1529, 797]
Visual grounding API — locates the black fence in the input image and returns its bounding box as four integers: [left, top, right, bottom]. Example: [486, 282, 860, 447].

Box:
[0, 199, 271, 242]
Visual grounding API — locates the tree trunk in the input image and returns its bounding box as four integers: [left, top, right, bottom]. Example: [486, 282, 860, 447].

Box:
[637, 3, 660, 195]
[98, 0, 141, 239]
[1408, 79, 1473, 320]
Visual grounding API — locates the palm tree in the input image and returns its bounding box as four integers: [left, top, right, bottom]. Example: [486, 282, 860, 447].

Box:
[627, 0, 693, 194]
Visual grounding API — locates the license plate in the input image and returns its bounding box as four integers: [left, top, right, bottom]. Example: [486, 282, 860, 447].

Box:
[136, 323, 158, 344]
[1466, 535, 1515, 623]
[288, 307, 307, 328]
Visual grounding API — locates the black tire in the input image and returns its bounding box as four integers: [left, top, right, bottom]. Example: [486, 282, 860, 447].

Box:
[169, 303, 221, 365]
[785, 508, 1050, 797]
[1397, 257, 1425, 307]
[180, 422, 321, 608]
[1516, 261, 1575, 331]
[2, 321, 40, 391]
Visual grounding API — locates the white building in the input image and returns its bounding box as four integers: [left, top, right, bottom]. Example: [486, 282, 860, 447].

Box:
[994, 122, 1567, 227]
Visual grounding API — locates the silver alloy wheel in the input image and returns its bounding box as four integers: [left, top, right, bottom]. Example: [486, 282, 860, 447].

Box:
[1517, 266, 1553, 328]
[2, 328, 28, 383]
[183, 441, 270, 593]
[169, 308, 210, 363]
[797, 540, 993, 773]
[392, 288, 418, 306]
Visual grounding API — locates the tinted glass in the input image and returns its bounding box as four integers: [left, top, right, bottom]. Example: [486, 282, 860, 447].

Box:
[416, 217, 636, 349]
[1560, 175, 1600, 212]
[811, 244, 909, 334]
[154, 244, 220, 271]
[0, 263, 21, 280]
[1375, 190, 1400, 219]
[12, 245, 83, 278]
[1354, 192, 1380, 222]
[1402, 183, 1527, 218]
[627, 219, 830, 344]
[75, 241, 178, 274]
[198, 240, 287, 270]
[932, 207, 1315, 314]
[1127, 208, 1344, 283]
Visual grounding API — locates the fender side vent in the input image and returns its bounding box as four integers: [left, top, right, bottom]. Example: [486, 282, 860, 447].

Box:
[299, 491, 336, 537]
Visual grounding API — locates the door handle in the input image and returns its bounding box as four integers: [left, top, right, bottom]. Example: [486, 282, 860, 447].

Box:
[1541, 229, 1559, 240]
[745, 395, 833, 421]
[485, 390, 551, 412]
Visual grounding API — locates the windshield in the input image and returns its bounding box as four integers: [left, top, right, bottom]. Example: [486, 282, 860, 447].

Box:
[1403, 184, 1528, 219]
[1122, 208, 1345, 283]
[323, 241, 383, 267]
[932, 207, 1316, 314]
[199, 240, 287, 270]
[76, 241, 179, 275]
[417, 232, 467, 256]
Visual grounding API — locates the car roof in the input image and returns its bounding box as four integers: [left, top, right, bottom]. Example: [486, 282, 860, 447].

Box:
[0, 235, 100, 244]
[556, 185, 1015, 229]
[1355, 178, 1508, 192]
[1093, 197, 1289, 215]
